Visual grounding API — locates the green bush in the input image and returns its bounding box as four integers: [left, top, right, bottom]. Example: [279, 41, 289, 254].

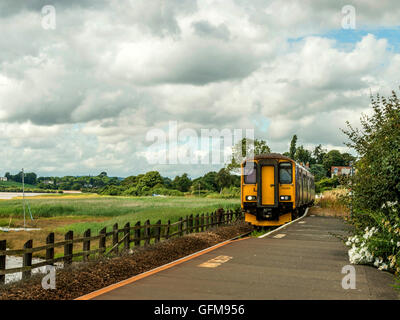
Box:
[206, 187, 240, 199]
[342, 89, 400, 278]
[315, 176, 339, 193]
[343, 89, 400, 214]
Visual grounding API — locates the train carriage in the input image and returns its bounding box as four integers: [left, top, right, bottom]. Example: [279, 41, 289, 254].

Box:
[241, 153, 315, 227]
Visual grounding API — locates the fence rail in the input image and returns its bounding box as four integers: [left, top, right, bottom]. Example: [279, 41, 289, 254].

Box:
[0, 208, 243, 283]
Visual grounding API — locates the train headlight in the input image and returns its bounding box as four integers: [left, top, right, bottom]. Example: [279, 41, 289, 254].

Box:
[280, 195, 291, 201]
[246, 195, 257, 201]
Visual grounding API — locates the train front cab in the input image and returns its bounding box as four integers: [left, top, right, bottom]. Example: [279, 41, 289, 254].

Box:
[241, 156, 315, 227]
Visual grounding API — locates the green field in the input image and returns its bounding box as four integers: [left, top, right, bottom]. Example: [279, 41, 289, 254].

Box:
[0, 194, 240, 235]
[0, 180, 37, 189]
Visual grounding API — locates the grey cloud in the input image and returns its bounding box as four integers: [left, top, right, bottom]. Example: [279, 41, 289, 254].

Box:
[0, 0, 108, 17]
[192, 20, 231, 40]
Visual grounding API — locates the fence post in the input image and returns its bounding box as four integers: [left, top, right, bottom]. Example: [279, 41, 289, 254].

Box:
[22, 239, 33, 280]
[99, 227, 106, 256]
[206, 213, 209, 230]
[237, 208, 242, 220]
[64, 231, 73, 266]
[124, 222, 130, 251]
[165, 220, 171, 240]
[155, 220, 161, 243]
[144, 220, 150, 246]
[190, 214, 194, 233]
[112, 223, 119, 255]
[134, 221, 141, 247]
[44, 233, 55, 266]
[185, 216, 189, 235]
[195, 214, 199, 232]
[0, 240, 6, 285]
[178, 217, 183, 237]
[83, 229, 91, 262]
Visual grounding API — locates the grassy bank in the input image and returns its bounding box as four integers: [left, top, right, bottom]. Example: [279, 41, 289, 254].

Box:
[0, 194, 240, 253]
[312, 188, 350, 217]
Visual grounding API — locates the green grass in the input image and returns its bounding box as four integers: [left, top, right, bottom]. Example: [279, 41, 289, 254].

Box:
[250, 227, 275, 237]
[0, 180, 37, 189]
[0, 195, 240, 235]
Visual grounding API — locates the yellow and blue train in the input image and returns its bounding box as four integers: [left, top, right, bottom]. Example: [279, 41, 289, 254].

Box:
[241, 153, 315, 227]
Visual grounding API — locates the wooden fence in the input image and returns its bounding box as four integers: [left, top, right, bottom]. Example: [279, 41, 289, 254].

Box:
[0, 208, 243, 284]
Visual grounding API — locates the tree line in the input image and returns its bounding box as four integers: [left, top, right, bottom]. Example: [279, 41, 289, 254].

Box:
[3, 135, 355, 196]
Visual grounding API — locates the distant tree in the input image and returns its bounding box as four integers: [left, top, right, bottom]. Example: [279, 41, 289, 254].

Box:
[202, 171, 218, 192]
[215, 168, 234, 192]
[322, 150, 345, 175]
[289, 135, 297, 159]
[254, 139, 271, 155]
[309, 164, 326, 181]
[227, 138, 271, 174]
[191, 178, 208, 192]
[71, 183, 82, 190]
[24, 172, 37, 185]
[341, 152, 356, 166]
[99, 172, 108, 177]
[162, 177, 173, 189]
[121, 175, 140, 187]
[137, 171, 164, 189]
[294, 145, 312, 165]
[313, 144, 327, 164]
[172, 173, 192, 192]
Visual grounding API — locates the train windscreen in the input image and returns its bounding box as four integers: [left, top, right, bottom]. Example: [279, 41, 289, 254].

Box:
[279, 162, 292, 184]
[244, 162, 257, 184]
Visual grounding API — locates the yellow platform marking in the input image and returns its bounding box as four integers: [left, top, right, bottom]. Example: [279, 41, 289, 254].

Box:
[198, 255, 233, 268]
[273, 233, 286, 239]
[75, 239, 241, 300]
[298, 221, 306, 224]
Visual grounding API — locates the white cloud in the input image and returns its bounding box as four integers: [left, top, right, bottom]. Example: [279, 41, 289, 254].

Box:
[0, 1, 399, 177]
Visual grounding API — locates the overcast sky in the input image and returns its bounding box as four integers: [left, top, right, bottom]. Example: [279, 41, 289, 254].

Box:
[1, 0, 399, 178]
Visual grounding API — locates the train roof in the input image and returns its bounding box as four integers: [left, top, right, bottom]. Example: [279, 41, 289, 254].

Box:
[252, 153, 292, 161]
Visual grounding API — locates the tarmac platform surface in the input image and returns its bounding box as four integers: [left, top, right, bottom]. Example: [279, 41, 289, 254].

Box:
[91, 215, 399, 300]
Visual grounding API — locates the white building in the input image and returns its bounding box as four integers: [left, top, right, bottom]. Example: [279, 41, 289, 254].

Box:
[0, 177, 7, 182]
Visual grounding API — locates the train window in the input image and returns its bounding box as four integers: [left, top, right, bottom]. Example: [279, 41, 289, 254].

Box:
[243, 162, 257, 184]
[279, 162, 292, 184]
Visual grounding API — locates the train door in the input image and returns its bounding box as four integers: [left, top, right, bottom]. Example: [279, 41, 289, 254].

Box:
[261, 165, 275, 206]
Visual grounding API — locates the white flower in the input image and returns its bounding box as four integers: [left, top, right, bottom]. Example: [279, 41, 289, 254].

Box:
[378, 263, 388, 271]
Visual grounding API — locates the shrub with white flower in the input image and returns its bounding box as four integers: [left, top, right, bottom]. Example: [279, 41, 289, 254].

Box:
[345, 209, 400, 275]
